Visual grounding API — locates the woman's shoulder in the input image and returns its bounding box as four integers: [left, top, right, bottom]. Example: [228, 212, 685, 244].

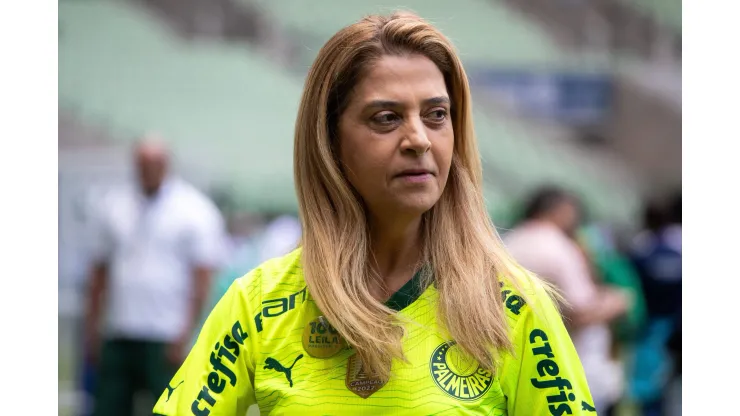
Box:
[498, 268, 561, 323]
[231, 247, 306, 301]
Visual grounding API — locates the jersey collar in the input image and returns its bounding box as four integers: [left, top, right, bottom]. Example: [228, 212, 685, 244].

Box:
[383, 269, 429, 311]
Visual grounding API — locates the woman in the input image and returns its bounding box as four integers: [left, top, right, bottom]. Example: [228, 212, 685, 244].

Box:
[154, 12, 593, 415]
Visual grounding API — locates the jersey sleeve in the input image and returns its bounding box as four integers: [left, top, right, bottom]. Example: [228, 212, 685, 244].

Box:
[500, 281, 596, 416]
[154, 274, 260, 416]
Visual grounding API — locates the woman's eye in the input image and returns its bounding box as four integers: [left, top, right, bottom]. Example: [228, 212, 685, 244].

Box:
[371, 112, 400, 125]
[425, 109, 448, 123]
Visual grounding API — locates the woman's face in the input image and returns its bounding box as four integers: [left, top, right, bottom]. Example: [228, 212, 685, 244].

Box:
[337, 54, 454, 221]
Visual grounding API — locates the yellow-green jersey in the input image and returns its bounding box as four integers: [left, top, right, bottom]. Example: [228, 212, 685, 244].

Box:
[154, 248, 595, 415]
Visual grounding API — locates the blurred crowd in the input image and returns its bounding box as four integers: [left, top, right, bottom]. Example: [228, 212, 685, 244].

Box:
[78, 138, 680, 416]
[502, 186, 681, 416]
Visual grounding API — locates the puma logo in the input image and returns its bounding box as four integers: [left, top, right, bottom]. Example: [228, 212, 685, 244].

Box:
[165, 380, 184, 402]
[264, 354, 303, 387]
[581, 401, 596, 412]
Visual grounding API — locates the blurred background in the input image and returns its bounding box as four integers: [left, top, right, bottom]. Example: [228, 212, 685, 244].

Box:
[58, 0, 681, 415]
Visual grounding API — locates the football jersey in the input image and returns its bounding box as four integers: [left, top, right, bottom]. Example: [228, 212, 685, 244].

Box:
[154, 248, 595, 415]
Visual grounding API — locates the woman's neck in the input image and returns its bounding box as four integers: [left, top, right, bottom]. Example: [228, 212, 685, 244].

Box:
[369, 214, 423, 298]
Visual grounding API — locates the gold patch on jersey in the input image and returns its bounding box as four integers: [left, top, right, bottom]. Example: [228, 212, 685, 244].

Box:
[302, 316, 345, 358]
[345, 353, 387, 399]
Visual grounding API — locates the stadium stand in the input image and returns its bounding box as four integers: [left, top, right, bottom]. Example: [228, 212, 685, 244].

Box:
[246, 0, 572, 69]
[59, 0, 640, 223]
[59, 0, 302, 213]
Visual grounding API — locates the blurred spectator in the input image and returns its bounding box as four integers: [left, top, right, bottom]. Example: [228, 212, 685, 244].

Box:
[503, 186, 630, 414]
[83, 136, 227, 416]
[627, 192, 682, 416]
[666, 193, 682, 376]
[578, 222, 647, 343]
[630, 193, 681, 321]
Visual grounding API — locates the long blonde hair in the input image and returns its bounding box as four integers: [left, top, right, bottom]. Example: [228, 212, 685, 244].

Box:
[294, 11, 545, 380]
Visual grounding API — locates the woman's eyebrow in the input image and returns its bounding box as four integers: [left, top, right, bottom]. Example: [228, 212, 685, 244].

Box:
[362, 96, 450, 111]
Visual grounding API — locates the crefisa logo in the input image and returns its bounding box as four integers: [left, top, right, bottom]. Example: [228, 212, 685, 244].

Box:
[429, 341, 493, 401]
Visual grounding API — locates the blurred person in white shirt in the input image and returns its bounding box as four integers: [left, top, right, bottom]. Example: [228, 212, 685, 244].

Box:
[83, 136, 227, 416]
[503, 186, 630, 415]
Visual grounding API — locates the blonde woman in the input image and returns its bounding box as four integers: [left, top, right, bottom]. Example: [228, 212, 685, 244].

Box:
[154, 12, 595, 416]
